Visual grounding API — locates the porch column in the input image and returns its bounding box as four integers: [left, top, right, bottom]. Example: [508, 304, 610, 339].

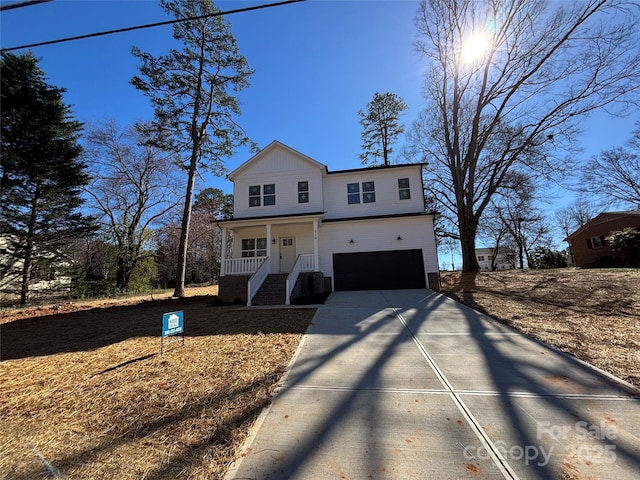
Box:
[266, 223, 272, 259]
[220, 226, 228, 276]
[313, 220, 319, 271]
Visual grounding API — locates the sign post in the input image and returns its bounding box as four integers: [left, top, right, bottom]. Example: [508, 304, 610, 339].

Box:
[161, 310, 184, 355]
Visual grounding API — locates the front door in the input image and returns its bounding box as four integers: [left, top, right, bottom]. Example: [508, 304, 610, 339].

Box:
[279, 237, 296, 273]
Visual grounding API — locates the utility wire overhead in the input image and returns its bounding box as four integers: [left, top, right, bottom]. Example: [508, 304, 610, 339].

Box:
[1, 0, 306, 52]
[0, 0, 53, 12]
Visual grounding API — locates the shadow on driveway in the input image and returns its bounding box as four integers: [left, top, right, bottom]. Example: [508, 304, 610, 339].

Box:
[228, 289, 640, 480]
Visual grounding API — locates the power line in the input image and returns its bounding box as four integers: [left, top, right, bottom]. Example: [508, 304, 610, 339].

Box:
[0, 0, 53, 12]
[0, 0, 306, 52]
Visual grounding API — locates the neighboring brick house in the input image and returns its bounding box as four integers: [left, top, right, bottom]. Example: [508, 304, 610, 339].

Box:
[475, 247, 516, 271]
[564, 210, 640, 268]
[217, 141, 440, 305]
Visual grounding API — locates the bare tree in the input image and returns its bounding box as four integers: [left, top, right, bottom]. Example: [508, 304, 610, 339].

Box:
[83, 120, 181, 292]
[579, 126, 640, 209]
[555, 199, 600, 238]
[409, 0, 640, 272]
[488, 172, 550, 269]
[478, 207, 510, 270]
[155, 188, 232, 287]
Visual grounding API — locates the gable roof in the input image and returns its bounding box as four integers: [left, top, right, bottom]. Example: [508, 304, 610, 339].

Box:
[227, 140, 327, 181]
[564, 209, 640, 241]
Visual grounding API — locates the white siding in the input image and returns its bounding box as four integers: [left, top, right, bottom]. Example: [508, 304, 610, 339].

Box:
[231, 223, 316, 274]
[233, 148, 324, 218]
[323, 167, 424, 219]
[222, 141, 439, 291]
[318, 215, 439, 285]
[475, 248, 515, 271]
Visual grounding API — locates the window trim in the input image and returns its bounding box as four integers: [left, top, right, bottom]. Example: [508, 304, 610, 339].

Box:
[298, 181, 309, 203]
[263, 183, 276, 206]
[347, 181, 376, 204]
[347, 182, 360, 204]
[241, 237, 267, 257]
[589, 235, 605, 249]
[362, 181, 376, 203]
[398, 178, 411, 200]
[249, 184, 276, 207]
[249, 185, 261, 207]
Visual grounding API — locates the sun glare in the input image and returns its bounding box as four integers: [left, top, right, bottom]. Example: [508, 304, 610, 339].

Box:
[460, 33, 491, 63]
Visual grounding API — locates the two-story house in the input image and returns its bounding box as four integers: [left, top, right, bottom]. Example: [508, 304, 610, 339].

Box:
[217, 141, 440, 305]
[475, 247, 516, 271]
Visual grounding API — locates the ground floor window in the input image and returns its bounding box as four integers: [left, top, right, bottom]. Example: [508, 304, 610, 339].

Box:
[241, 238, 267, 257]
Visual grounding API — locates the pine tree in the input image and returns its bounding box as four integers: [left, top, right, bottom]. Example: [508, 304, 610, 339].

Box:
[1, 52, 94, 304]
[359, 92, 408, 166]
[131, 0, 254, 297]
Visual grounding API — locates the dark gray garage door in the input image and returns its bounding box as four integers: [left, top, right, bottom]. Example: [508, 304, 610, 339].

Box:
[333, 249, 426, 291]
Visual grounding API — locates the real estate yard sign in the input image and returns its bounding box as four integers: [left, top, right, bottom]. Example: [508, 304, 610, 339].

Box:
[161, 310, 184, 355]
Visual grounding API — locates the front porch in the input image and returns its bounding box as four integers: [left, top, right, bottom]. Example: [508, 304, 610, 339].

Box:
[218, 255, 326, 306]
[217, 214, 328, 305]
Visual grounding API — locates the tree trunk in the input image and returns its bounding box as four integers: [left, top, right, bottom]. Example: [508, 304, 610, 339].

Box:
[460, 231, 480, 273]
[116, 255, 126, 292]
[172, 158, 197, 298]
[20, 184, 40, 304]
[20, 234, 34, 304]
[517, 241, 525, 269]
[458, 205, 480, 273]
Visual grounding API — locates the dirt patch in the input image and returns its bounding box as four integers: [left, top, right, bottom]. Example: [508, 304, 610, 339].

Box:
[0, 287, 315, 479]
[440, 269, 640, 387]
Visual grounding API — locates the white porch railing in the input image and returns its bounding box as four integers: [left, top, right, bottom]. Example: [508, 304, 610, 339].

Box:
[285, 254, 315, 305]
[225, 257, 265, 275]
[247, 257, 271, 307]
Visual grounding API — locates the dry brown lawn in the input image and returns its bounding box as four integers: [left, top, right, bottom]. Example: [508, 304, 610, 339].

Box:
[2, 270, 639, 479]
[0, 286, 315, 480]
[440, 268, 640, 388]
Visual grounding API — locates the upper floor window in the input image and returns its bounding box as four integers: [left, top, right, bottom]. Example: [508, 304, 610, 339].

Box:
[249, 184, 276, 207]
[477, 255, 485, 262]
[298, 181, 309, 203]
[347, 181, 376, 204]
[347, 183, 360, 204]
[263, 184, 275, 205]
[398, 178, 411, 200]
[362, 181, 376, 203]
[249, 185, 261, 207]
[241, 238, 267, 257]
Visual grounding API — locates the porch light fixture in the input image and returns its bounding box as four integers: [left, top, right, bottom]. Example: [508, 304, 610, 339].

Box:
[272, 238, 276, 244]
[349, 239, 354, 244]
[397, 235, 403, 240]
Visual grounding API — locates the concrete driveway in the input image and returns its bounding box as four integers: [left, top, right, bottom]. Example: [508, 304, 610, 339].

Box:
[226, 290, 640, 479]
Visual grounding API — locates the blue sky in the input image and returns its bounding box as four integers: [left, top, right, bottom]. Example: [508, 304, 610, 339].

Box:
[1, 0, 427, 188]
[2, 0, 638, 265]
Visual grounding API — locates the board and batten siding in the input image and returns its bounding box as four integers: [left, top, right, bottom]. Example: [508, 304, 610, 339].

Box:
[322, 166, 425, 220]
[232, 148, 324, 219]
[318, 215, 438, 286]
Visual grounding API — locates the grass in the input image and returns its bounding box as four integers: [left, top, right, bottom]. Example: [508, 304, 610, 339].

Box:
[0, 287, 315, 480]
[440, 268, 640, 388]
